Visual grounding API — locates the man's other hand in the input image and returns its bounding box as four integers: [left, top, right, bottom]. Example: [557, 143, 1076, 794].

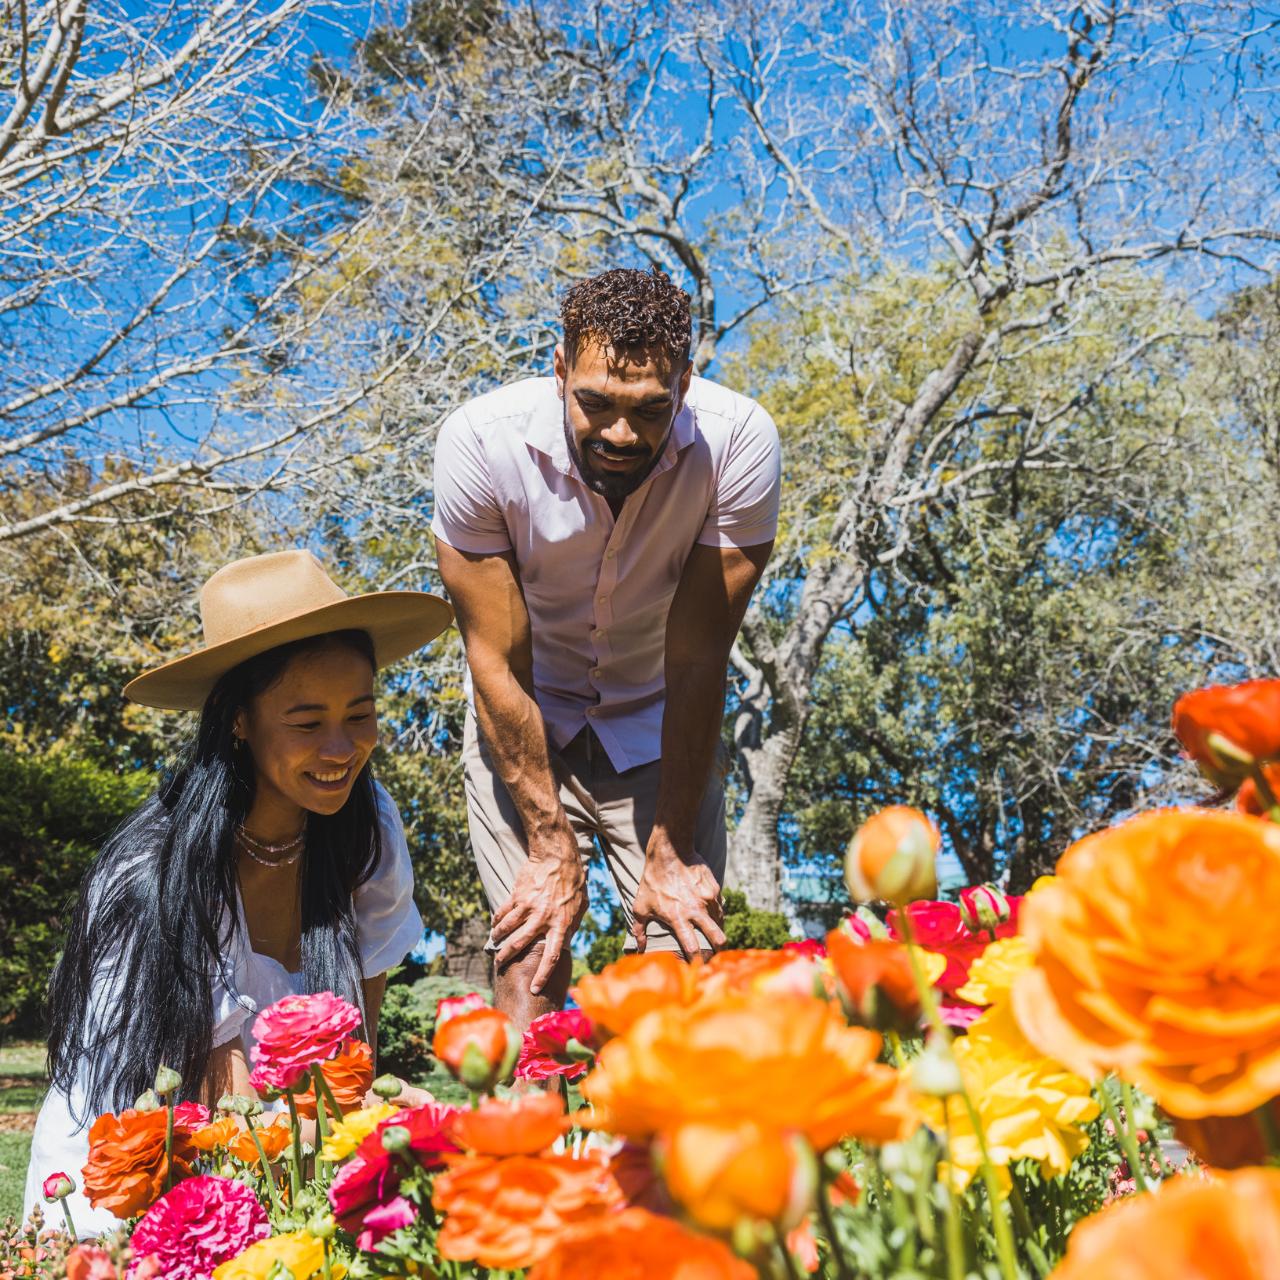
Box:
[632, 834, 727, 958]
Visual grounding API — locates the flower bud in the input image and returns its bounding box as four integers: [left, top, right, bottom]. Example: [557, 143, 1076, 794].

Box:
[380, 1124, 412, 1154]
[372, 1074, 403, 1101]
[958, 884, 1010, 935]
[845, 806, 939, 906]
[219, 1093, 258, 1117]
[134, 1089, 162, 1113]
[433, 1007, 521, 1094]
[41, 1172, 74, 1202]
[911, 1035, 964, 1098]
[307, 1213, 337, 1240]
[153, 1065, 182, 1096]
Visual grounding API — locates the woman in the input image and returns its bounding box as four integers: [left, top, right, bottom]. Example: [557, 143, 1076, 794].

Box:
[23, 550, 453, 1236]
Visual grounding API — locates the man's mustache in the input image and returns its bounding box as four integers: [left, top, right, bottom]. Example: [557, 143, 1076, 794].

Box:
[586, 439, 651, 459]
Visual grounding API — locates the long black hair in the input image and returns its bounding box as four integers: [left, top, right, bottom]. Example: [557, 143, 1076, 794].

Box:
[46, 629, 383, 1118]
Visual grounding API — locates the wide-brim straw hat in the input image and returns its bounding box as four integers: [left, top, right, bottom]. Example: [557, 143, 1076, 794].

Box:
[123, 549, 453, 711]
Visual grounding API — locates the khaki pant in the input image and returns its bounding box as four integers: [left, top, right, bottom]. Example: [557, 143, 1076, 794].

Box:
[462, 712, 728, 953]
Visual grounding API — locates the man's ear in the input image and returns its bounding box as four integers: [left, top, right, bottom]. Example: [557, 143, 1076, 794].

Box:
[553, 342, 568, 397]
[676, 358, 693, 403]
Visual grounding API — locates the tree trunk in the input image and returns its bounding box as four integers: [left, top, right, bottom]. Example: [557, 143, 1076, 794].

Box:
[444, 915, 493, 988]
[726, 721, 803, 911]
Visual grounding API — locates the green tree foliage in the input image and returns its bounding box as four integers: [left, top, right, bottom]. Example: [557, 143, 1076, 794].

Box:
[724, 266, 1219, 889]
[0, 747, 151, 1033]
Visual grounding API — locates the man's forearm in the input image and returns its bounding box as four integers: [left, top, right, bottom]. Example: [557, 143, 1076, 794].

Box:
[472, 668, 577, 852]
[652, 659, 726, 857]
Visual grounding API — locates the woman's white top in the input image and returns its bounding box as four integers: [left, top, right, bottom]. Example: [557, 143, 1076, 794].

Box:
[23, 785, 423, 1237]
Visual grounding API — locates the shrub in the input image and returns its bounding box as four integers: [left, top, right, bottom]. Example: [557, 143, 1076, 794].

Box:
[0, 746, 150, 1034]
[378, 973, 492, 1104]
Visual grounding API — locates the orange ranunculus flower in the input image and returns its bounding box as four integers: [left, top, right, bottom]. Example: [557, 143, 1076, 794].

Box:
[845, 806, 939, 905]
[658, 1121, 816, 1234]
[699, 949, 832, 1000]
[292, 1038, 374, 1119]
[190, 1116, 239, 1152]
[1173, 1098, 1280, 1169]
[581, 992, 917, 1150]
[1050, 1166, 1280, 1278]
[527, 1206, 755, 1280]
[229, 1116, 293, 1166]
[433, 1152, 623, 1270]
[82, 1107, 197, 1219]
[570, 952, 702, 1038]
[1237, 763, 1280, 816]
[433, 1007, 521, 1093]
[448, 1090, 569, 1156]
[1173, 679, 1280, 786]
[826, 930, 922, 1032]
[1013, 809, 1280, 1119]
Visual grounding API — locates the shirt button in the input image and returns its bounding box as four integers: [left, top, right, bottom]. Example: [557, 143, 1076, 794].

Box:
[586, 707, 598, 717]
[592, 668, 602, 678]
[606, 549, 617, 560]
[598, 595, 608, 604]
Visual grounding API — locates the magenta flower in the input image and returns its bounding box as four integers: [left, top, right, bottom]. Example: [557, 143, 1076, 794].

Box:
[356, 1194, 417, 1252]
[128, 1175, 269, 1280]
[41, 1171, 74, 1200]
[887, 896, 1022, 993]
[515, 1009, 596, 1083]
[248, 991, 362, 1091]
[435, 992, 488, 1026]
[782, 938, 828, 959]
[329, 1103, 460, 1236]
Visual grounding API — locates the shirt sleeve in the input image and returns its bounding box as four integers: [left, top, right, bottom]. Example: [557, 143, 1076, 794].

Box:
[431, 407, 513, 555]
[697, 401, 782, 548]
[355, 785, 425, 978]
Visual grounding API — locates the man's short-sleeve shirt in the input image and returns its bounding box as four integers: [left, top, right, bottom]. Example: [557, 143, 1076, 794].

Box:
[431, 375, 781, 770]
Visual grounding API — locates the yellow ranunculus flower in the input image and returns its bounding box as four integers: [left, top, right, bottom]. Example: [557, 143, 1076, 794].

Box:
[319, 1102, 398, 1162]
[212, 1231, 345, 1280]
[916, 1002, 1099, 1191]
[955, 936, 1033, 1006]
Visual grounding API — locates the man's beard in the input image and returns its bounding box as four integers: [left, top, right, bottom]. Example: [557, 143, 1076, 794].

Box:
[562, 404, 670, 503]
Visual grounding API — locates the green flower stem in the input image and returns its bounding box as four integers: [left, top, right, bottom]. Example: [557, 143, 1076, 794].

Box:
[886, 1030, 906, 1068]
[248, 1125, 285, 1217]
[311, 1069, 332, 1187]
[775, 1238, 803, 1280]
[286, 1091, 305, 1203]
[1249, 761, 1280, 817]
[58, 1198, 76, 1240]
[940, 1104, 966, 1280]
[816, 1175, 853, 1280]
[163, 1098, 175, 1195]
[1119, 1080, 1172, 1178]
[317, 1072, 346, 1124]
[321, 1236, 332, 1280]
[898, 908, 1020, 1280]
[1099, 1085, 1148, 1193]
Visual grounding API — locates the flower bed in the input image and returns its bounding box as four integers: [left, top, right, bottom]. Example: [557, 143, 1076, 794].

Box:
[9, 675, 1280, 1278]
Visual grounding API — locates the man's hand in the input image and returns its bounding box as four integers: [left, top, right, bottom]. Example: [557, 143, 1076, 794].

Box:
[632, 831, 727, 957]
[491, 832, 589, 992]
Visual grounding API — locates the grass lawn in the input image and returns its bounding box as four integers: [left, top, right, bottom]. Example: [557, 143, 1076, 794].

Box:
[0, 1042, 46, 1223]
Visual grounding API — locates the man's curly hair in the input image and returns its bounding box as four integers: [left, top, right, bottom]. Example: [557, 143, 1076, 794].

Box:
[561, 265, 692, 368]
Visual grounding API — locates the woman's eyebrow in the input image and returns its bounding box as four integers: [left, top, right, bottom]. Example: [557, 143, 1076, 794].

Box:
[283, 694, 376, 714]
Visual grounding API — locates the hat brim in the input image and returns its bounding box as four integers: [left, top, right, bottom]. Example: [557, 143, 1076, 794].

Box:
[122, 591, 454, 711]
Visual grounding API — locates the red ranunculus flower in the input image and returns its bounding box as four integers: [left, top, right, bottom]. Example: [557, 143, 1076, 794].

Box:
[328, 1102, 460, 1234]
[129, 1174, 269, 1279]
[1174, 679, 1280, 786]
[248, 992, 362, 1092]
[516, 1010, 595, 1083]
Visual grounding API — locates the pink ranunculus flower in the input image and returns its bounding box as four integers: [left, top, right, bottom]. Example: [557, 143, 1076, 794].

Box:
[42, 1170, 74, 1200]
[436, 992, 488, 1026]
[173, 1101, 211, 1132]
[128, 1175, 270, 1280]
[938, 999, 985, 1029]
[66, 1245, 117, 1280]
[888, 896, 1022, 993]
[356, 1194, 417, 1252]
[516, 1009, 596, 1082]
[249, 991, 362, 1092]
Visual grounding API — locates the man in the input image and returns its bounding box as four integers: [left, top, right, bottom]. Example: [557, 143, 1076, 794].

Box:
[432, 266, 780, 1025]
